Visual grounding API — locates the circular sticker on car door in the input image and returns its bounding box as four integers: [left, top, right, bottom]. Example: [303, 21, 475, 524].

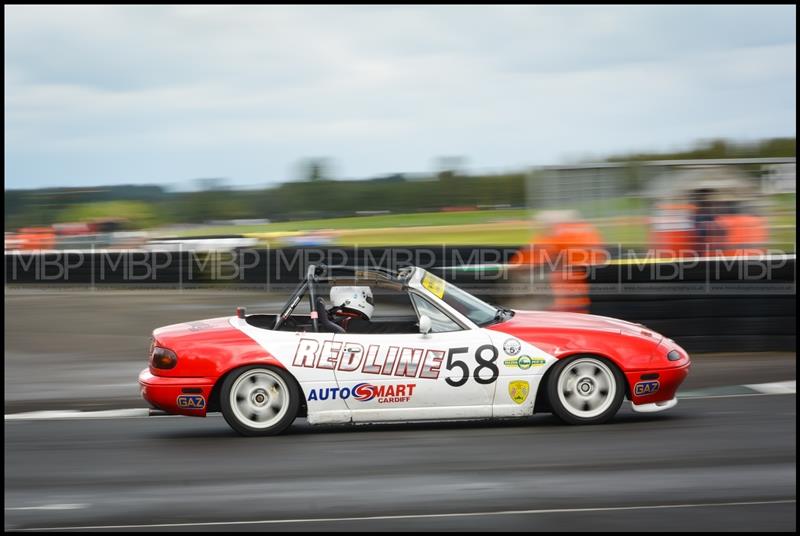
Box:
[503, 338, 521, 356]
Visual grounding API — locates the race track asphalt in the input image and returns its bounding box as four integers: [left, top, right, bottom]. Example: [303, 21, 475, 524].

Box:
[4, 393, 796, 532]
[4, 288, 797, 531]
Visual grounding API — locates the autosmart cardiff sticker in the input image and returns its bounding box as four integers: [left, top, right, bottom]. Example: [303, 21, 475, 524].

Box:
[503, 355, 546, 369]
[503, 339, 521, 356]
[308, 383, 417, 404]
[508, 380, 530, 404]
[634, 381, 660, 396]
[176, 394, 206, 409]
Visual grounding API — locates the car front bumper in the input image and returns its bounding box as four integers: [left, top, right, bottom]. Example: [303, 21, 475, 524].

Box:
[625, 361, 691, 407]
[630, 397, 678, 413]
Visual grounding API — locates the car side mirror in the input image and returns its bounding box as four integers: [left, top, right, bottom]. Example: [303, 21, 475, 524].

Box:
[419, 315, 432, 335]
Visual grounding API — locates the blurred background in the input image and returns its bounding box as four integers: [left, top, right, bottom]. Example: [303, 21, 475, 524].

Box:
[3, 139, 797, 252]
[4, 4, 796, 532]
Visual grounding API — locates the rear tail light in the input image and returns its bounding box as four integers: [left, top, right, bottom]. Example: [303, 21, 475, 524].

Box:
[151, 346, 178, 369]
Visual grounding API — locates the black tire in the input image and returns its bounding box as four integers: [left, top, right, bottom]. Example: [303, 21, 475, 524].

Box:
[220, 365, 300, 436]
[546, 355, 625, 425]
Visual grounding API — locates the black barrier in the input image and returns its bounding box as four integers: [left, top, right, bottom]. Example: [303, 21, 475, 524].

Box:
[585, 255, 796, 352]
[589, 294, 796, 353]
[3, 246, 522, 287]
[5, 247, 796, 352]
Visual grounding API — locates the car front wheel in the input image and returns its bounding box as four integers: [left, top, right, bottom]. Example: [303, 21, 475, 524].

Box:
[220, 365, 300, 436]
[547, 355, 625, 424]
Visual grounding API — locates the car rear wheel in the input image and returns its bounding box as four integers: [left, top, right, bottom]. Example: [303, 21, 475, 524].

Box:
[220, 366, 299, 436]
[547, 355, 624, 424]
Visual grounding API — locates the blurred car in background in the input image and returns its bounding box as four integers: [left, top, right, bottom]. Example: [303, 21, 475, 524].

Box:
[6, 218, 149, 251]
[14, 227, 56, 251]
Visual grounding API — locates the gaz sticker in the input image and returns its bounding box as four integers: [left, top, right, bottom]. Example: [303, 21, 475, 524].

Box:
[421, 272, 446, 299]
[177, 394, 206, 409]
[634, 381, 660, 396]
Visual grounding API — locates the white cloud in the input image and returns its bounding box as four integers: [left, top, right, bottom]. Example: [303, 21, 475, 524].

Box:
[3, 4, 796, 188]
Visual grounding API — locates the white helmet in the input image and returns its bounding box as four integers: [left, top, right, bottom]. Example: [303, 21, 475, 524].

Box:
[329, 286, 374, 320]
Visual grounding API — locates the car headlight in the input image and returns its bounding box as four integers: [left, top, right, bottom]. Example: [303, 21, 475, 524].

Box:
[667, 350, 682, 362]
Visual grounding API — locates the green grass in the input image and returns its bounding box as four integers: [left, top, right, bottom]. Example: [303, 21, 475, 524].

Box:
[770, 193, 797, 212]
[560, 196, 649, 218]
[168, 209, 532, 237]
[337, 227, 534, 246]
[59, 200, 161, 229]
[163, 203, 793, 250]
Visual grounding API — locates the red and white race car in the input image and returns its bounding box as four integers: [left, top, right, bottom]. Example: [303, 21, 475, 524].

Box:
[139, 265, 690, 436]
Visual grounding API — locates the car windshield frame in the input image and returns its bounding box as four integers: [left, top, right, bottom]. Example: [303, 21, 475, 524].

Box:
[417, 269, 503, 327]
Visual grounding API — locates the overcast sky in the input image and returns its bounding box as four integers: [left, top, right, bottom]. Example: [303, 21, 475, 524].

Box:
[4, 5, 796, 190]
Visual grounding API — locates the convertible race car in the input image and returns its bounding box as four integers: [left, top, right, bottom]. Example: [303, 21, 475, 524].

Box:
[139, 265, 690, 436]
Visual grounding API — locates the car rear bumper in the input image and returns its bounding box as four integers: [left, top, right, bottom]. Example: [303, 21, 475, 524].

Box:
[138, 369, 215, 417]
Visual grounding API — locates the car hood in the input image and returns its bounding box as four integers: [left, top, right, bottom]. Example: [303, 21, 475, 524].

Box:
[491, 310, 663, 342]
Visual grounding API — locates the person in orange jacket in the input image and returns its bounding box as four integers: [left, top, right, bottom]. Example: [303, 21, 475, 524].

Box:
[510, 211, 605, 313]
[712, 200, 768, 257]
[651, 191, 768, 258]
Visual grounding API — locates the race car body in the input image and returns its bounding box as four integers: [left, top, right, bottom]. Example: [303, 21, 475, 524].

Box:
[139, 265, 690, 435]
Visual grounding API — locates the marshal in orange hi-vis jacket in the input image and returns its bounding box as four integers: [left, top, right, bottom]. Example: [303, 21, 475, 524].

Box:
[511, 216, 605, 314]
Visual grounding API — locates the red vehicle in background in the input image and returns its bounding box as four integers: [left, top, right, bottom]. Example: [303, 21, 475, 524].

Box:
[6, 218, 140, 250]
[13, 227, 56, 250]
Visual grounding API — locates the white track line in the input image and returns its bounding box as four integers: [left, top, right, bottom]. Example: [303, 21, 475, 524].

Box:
[12, 499, 797, 531]
[4, 380, 796, 421]
[678, 392, 794, 400]
[744, 380, 796, 395]
[4, 409, 149, 421]
[6, 504, 87, 512]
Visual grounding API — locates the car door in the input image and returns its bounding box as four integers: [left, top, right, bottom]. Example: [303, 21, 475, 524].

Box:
[331, 292, 498, 423]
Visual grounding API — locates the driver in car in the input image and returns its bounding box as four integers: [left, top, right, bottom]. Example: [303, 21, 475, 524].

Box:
[328, 286, 374, 332]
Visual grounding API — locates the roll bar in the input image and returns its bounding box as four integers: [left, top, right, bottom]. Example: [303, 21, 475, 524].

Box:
[272, 263, 414, 332]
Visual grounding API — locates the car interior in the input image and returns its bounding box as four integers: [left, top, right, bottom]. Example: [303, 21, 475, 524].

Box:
[245, 286, 423, 334]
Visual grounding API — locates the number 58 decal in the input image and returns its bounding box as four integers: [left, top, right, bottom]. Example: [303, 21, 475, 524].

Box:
[445, 345, 499, 387]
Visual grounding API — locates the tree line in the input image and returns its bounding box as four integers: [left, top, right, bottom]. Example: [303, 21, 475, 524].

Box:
[5, 138, 795, 231]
